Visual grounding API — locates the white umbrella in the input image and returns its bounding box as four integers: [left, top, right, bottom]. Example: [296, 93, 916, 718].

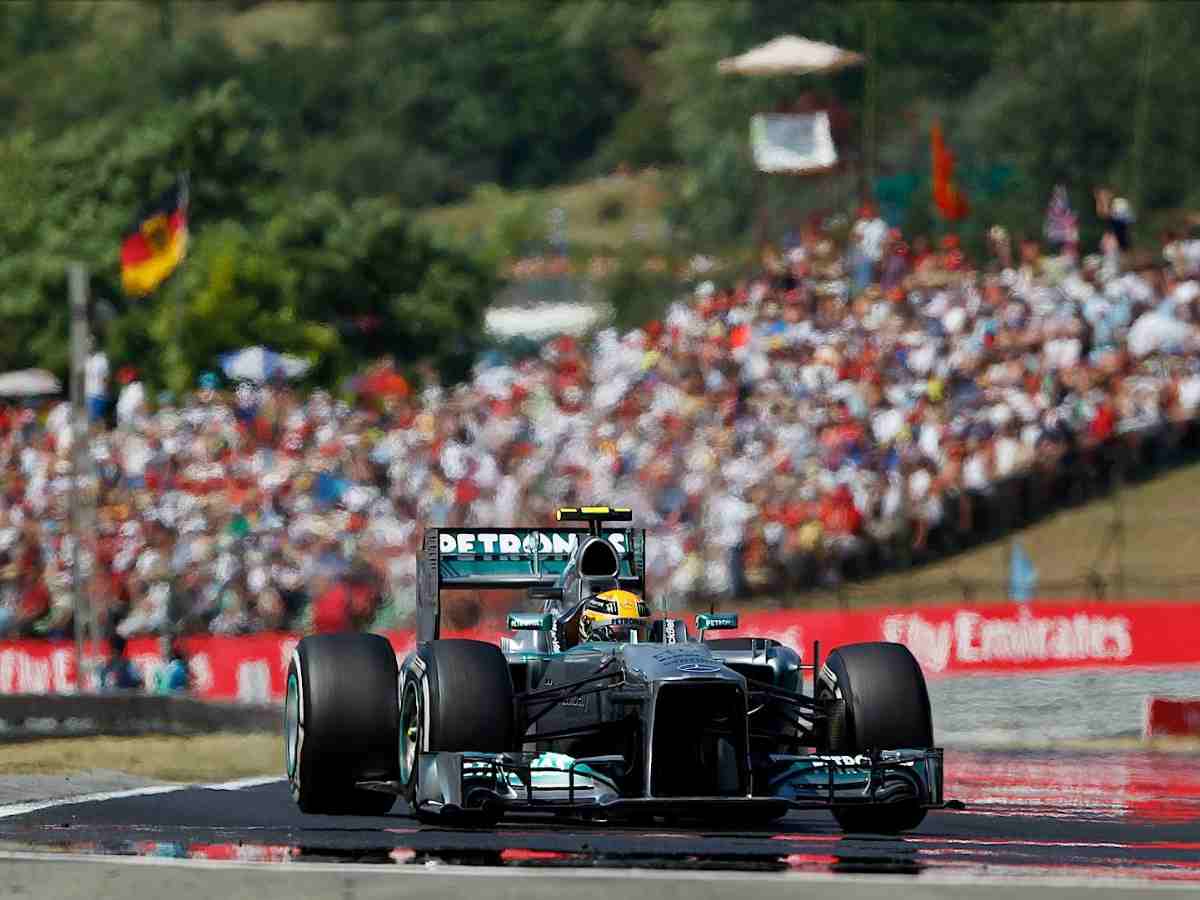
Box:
[485, 302, 609, 340]
[0, 368, 61, 397]
[218, 346, 311, 383]
[717, 35, 864, 77]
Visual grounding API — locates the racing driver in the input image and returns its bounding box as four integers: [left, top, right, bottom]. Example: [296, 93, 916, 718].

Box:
[550, 584, 652, 649]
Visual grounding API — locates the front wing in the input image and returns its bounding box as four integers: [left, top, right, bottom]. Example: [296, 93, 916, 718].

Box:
[385, 748, 943, 821]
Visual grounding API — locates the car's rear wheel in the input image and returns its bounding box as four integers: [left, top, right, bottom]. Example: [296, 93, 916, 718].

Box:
[818, 641, 933, 834]
[285, 632, 399, 816]
[399, 639, 516, 825]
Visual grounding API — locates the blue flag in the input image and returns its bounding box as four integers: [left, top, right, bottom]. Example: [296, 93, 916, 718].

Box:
[1009, 541, 1038, 602]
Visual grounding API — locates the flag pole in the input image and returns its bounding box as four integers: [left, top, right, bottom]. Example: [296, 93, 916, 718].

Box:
[68, 262, 93, 693]
[174, 172, 190, 392]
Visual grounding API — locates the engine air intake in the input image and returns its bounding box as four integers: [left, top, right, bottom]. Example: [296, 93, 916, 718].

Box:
[578, 537, 620, 578]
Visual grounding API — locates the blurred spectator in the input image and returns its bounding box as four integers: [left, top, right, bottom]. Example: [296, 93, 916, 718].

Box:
[115, 366, 145, 429]
[1096, 187, 1135, 252]
[311, 575, 351, 633]
[152, 637, 190, 694]
[0, 201, 1197, 631]
[849, 202, 888, 295]
[100, 634, 142, 691]
[85, 347, 109, 423]
[14, 564, 50, 637]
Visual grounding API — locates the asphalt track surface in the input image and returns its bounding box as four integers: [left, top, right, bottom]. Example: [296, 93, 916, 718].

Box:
[0, 750, 1196, 898]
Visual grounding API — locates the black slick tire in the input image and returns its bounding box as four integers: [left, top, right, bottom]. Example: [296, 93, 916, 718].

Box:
[285, 632, 399, 816]
[818, 641, 933, 834]
[399, 639, 516, 826]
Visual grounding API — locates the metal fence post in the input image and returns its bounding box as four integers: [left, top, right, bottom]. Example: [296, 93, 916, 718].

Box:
[1114, 440, 1126, 600]
[68, 262, 95, 693]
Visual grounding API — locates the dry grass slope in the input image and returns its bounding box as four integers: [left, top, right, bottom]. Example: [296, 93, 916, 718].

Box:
[0, 733, 279, 781]
[417, 170, 671, 254]
[796, 460, 1200, 609]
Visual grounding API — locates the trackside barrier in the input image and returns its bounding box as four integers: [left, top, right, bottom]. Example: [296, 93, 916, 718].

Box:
[731, 600, 1200, 676]
[0, 694, 279, 741]
[1144, 697, 1200, 738]
[0, 600, 1198, 703]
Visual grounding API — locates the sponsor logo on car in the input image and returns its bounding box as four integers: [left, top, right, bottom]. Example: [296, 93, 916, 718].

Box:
[811, 755, 871, 767]
[677, 662, 722, 673]
[438, 531, 628, 556]
[652, 647, 715, 666]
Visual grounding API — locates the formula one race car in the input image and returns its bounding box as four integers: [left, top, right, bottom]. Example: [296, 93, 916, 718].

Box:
[284, 507, 943, 833]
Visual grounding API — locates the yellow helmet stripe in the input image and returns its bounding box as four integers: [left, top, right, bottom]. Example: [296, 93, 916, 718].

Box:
[596, 589, 641, 617]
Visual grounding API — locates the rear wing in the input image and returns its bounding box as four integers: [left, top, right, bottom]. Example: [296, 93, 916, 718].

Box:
[416, 525, 645, 642]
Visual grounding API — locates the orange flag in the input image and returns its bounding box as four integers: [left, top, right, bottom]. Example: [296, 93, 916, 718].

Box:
[931, 122, 969, 221]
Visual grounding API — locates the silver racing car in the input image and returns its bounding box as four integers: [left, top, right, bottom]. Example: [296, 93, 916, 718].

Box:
[284, 507, 943, 832]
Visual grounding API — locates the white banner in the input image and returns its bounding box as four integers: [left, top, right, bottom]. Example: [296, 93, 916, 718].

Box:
[750, 112, 837, 174]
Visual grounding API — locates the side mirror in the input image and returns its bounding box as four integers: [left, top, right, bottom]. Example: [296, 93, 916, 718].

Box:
[508, 612, 553, 632]
[695, 613, 738, 632]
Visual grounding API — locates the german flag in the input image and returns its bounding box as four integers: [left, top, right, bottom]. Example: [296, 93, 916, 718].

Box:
[120, 177, 189, 297]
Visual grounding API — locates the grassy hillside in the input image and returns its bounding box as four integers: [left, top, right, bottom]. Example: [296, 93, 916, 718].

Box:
[0, 733, 277, 780]
[795, 461, 1200, 609]
[417, 169, 674, 258]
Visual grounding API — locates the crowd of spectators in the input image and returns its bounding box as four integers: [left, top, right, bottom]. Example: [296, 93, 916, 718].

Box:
[5, 200, 1200, 639]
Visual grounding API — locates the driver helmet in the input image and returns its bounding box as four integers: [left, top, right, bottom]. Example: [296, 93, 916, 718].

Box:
[579, 588, 651, 643]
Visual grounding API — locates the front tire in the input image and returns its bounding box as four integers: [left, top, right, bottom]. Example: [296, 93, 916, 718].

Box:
[818, 641, 933, 834]
[285, 632, 399, 816]
[399, 639, 516, 825]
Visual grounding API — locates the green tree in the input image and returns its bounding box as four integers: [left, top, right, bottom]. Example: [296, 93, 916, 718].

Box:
[653, 0, 1004, 245]
[955, 3, 1200, 245]
[288, 0, 634, 203]
[0, 71, 496, 388]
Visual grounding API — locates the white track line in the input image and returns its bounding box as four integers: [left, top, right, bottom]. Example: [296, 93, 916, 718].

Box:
[0, 775, 284, 818]
[203, 775, 286, 791]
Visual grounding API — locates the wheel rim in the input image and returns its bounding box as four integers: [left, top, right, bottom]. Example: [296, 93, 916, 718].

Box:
[399, 683, 419, 786]
[284, 670, 300, 779]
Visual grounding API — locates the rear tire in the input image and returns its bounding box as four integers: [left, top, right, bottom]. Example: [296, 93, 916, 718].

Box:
[818, 642, 933, 834]
[399, 639, 516, 825]
[285, 633, 399, 816]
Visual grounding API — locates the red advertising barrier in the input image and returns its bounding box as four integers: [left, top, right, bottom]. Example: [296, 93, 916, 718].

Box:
[1144, 697, 1200, 738]
[0, 629, 443, 703]
[732, 600, 1200, 677]
[0, 600, 1197, 702]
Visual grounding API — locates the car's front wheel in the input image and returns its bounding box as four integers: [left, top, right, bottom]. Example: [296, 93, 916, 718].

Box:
[399, 639, 516, 825]
[817, 641, 933, 834]
[285, 632, 400, 816]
